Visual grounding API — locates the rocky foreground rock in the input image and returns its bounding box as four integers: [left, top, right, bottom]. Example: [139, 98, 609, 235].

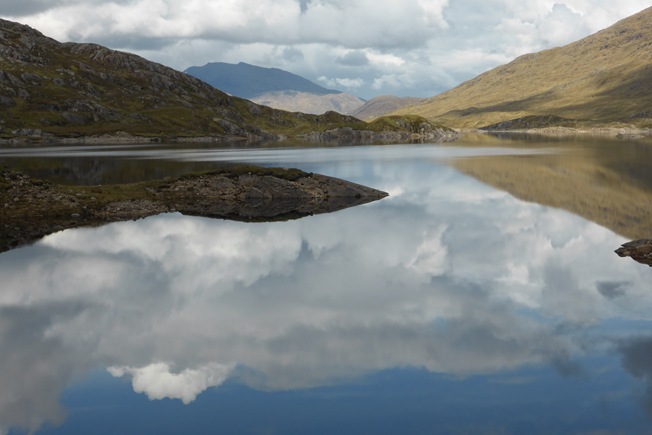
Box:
[0, 167, 387, 253]
[615, 239, 652, 267]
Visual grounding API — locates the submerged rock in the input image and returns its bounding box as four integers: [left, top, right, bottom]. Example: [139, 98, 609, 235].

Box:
[615, 239, 652, 267]
[0, 167, 388, 253]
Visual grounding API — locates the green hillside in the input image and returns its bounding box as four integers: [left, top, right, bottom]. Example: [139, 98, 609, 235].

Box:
[394, 7, 652, 129]
[0, 19, 451, 142]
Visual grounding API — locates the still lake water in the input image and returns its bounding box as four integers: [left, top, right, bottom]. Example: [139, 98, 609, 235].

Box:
[1, 135, 652, 434]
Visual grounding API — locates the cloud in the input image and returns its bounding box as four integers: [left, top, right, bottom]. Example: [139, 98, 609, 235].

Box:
[2, 1, 649, 98]
[0, 0, 63, 16]
[108, 362, 233, 404]
[281, 46, 304, 62]
[596, 281, 630, 299]
[336, 50, 369, 67]
[317, 76, 364, 89]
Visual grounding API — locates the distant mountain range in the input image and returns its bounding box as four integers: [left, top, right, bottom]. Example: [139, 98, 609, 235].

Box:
[394, 6, 652, 129]
[185, 62, 365, 115]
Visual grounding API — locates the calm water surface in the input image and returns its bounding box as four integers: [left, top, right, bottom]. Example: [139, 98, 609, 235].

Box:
[1, 136, 651, 434]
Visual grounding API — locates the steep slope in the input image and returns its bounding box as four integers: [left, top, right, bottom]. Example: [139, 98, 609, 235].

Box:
[251, 90, 365, 115]
[185, 61, 365, 115]
[0, 19, 446, 143]
[350, 95, 425, 120]
[395, 6, 652, 129]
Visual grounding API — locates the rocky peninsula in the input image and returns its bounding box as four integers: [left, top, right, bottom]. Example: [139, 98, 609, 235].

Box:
[0, 167, 388, 253]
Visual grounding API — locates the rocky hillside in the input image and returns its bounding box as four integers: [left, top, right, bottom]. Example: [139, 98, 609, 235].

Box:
[350, 95, 425, 121]
[394, 6, 652, 129]
[185, 62, 365, 115]
[0, 19, 447, 143]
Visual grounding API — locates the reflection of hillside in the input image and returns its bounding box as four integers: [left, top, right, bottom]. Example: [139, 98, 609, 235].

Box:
[452, 149, 652, 240]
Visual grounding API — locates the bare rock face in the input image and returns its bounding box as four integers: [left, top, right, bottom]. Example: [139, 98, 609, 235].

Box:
[615, 239, 652, 266]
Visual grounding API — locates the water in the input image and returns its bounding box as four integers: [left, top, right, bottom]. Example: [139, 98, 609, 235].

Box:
[1, 136, 651, 434]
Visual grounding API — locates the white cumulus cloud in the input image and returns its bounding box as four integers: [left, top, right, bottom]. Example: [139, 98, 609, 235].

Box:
[108, 362, 234, 404]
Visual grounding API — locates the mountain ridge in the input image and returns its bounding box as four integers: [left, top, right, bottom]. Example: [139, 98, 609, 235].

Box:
[394, 6, 652, 129]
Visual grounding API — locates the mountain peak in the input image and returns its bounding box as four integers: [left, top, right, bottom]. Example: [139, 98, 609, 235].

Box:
[185, 61, 340, 99]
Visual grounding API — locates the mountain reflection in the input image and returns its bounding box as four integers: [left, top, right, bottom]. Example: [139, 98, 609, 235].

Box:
[0, 156, 650, 433]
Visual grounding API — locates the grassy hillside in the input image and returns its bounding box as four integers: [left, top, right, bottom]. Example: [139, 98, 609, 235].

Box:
[394, 7, 652, 129]
[0, 19, 444, 142]
[452, 140, 652, 240]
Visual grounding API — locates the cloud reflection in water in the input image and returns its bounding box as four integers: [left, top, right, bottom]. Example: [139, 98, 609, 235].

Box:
[0, 162, 650, 432]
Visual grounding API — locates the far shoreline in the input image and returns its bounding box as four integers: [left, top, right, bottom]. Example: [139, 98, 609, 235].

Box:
[461, 126, 652, 140]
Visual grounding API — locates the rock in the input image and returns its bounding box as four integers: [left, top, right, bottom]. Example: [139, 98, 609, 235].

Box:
[0, 167, 388, 253]
[615, 239, 652, 267]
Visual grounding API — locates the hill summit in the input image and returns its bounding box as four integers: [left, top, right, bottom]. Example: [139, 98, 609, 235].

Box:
[395, 6, 652, 129]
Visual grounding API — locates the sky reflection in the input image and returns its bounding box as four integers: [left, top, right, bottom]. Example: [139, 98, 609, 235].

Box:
[1, 153, 651, 433]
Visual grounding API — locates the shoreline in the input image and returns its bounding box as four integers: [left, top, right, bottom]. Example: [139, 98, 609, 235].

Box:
[461, 126, 652, 139]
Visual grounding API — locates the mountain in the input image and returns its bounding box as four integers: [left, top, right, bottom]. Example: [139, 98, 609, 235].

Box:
[185, 62, 339, 99]
[350, 95, 425, 121]
[394, 6, 652, 129]
[185, 62, 365, 115]
[0, 19, 452, 143]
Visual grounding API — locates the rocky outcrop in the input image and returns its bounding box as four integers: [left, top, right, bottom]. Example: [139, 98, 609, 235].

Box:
[615, 239, 652, 267]
[298, 126, 458, 143]
[0, 167, 388, 252]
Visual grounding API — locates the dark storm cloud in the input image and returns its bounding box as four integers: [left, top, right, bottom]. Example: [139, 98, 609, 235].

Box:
[596, 281, 630, 299]
[298, 0, 311, 14]
[0, 0, 63, 16]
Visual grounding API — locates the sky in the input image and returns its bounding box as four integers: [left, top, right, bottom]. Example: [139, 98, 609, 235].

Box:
[1, 0, 650, 99]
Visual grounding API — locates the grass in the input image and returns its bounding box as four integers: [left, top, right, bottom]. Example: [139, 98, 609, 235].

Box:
[452, 151, 652, 240]
[392, 7, 652, 129]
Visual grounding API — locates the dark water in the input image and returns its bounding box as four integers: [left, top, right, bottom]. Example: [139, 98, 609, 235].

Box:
[1, 136, 651, 434]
